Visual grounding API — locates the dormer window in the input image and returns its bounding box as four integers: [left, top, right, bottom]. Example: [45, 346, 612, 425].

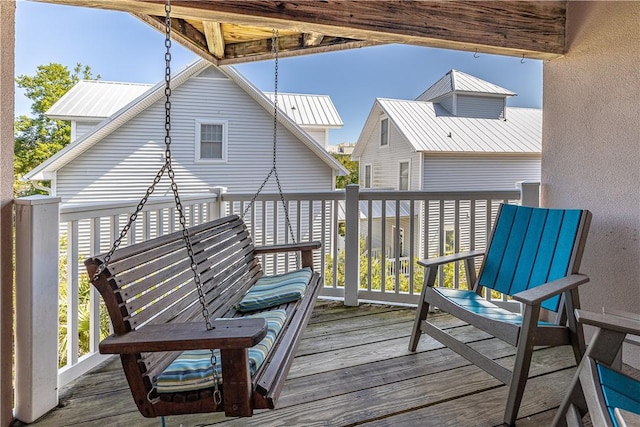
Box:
[380, 118, 389, 147]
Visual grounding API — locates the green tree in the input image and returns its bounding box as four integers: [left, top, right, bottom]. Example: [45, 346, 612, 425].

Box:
[333, 153, 358, 189]
[14, 63, 99, 196]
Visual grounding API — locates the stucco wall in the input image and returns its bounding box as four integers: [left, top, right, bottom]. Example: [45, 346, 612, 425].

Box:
[543, 2, 639, 364]
[0, 2, 15, 423]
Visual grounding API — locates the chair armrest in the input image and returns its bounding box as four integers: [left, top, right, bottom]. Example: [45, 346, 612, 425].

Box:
[417, 250, 484, 268]
[254, 241, 321, 255]
[511, 274, 590, 305]
[575, 309, 640, 335]
[99, 318, 268, 354]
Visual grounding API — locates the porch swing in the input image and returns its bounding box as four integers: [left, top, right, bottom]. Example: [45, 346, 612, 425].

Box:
[84, 0, 322, 419]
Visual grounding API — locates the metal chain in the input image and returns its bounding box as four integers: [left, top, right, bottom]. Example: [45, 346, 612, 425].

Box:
[90, 0, 221, 405]
[161, 0, 220, 402]
[242, 30, 298, 256]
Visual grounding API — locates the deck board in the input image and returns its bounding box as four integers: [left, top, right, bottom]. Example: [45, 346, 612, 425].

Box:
[19, 302, 587, 426]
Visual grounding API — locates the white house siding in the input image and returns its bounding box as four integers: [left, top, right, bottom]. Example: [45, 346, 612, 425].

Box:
[72, 120, 100, 141]
[54, 71, 335, 203]
[358, 111, 421, 191]
[422, 154, 541, 192]
[455, 95, 504, 119]
[438, 95, 454, 115]
[301, 127, 328, 148]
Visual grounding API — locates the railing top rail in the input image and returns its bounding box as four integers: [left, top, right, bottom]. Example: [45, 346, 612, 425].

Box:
[60, 193, 217, 222]
[357, 189, 521, 201]
[222, 191, 346, 202]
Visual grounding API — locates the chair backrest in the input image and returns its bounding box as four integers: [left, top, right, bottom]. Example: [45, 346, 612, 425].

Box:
[477, 204, 591, 312]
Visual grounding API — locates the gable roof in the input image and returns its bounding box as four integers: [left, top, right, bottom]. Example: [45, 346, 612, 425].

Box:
[25, 60, 347, 181]
[46, 81, 154, 120]
[416, 69, 516, 102]
[264, 92, 343, 128]
[352, 98, 541, 157]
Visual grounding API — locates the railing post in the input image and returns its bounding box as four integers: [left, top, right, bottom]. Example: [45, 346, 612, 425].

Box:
[14, 195, 61, 423]
[344, 184, 360, 306]
[210, 186, 227, 220]
[517, 181, 540, 207]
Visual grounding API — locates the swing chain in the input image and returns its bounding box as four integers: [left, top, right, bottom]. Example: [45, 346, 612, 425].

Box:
[161, 0, 221, 403]
[242, 30, 298, 258]
[92, 0, 221, 404]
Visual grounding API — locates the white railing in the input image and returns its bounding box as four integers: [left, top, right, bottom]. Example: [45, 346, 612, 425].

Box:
[13, 182, 538, 421]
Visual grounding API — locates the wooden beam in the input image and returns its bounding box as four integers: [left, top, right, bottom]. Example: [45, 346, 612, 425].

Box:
[202, 20, 224, 59]
[303, 33, 324, 48]
[35, 0, 566, 60]
[220, 39, 376, 66]
[132, 13, 219, 66]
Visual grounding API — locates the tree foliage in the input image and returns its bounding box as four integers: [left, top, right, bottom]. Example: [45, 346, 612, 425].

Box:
[333, 153, 359, 189]
[14, 63, 99, 196]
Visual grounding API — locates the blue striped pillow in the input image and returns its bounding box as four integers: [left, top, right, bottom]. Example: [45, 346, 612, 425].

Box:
[154, 309, 287, 393]
[237, 267, 312, 312]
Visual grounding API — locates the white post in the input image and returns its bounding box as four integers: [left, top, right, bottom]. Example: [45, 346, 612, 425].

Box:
[14, 195, 61, 423]
[344, 185, 360, 306]
[210, 186, 227, 220]
[517, 181, 540, 207]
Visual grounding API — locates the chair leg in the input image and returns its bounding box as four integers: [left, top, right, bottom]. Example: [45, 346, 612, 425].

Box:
[409, 266, 437, 352]
[504, 304, 540, 426]
[409, 293, 430, 351]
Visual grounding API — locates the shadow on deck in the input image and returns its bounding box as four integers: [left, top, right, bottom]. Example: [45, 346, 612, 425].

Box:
[17, 301, 582, 426]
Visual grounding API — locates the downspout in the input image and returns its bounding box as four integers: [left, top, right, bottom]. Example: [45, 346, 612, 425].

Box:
[31, 181, 52, 195]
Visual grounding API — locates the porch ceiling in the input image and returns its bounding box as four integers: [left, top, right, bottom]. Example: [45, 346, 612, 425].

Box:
[37, 1, 566, 64]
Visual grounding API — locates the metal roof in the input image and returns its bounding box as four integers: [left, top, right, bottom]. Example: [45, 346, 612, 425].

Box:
[46, 81, 153, 119]
[25, 60, 348, 181]
[416, 69, 516, 102]
[264, 92, 343, 128]
[353, 98, 541, 157]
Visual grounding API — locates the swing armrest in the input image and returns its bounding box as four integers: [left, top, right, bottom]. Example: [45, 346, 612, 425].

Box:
[254, 241, 322, 255]
[255, 241, 322, 269]
[99, 318, 268, 354]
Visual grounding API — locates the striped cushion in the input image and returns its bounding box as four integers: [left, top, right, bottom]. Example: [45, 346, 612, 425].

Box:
[237, 267, 312, 312]
[154, 309, 287, 393]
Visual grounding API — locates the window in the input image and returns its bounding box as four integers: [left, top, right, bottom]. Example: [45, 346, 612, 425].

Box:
[380, 118, 389, 146]
[364, 164, 372, 188]
[196, 121, 227, 161]
[399, 161, 410, 190]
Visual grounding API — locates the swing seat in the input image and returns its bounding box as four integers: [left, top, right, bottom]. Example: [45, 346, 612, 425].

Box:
[85, 214, 322, 418]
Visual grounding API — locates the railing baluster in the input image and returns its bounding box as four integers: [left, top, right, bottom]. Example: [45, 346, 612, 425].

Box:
[67, 220, 79, 367]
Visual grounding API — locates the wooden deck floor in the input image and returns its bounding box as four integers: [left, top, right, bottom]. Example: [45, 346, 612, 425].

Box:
[19, 301, 584, 427]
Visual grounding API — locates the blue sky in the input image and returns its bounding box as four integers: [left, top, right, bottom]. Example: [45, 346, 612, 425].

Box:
[16, 0, 543, 146]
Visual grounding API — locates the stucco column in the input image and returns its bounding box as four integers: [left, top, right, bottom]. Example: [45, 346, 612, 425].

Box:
[0, 2, 15, 425]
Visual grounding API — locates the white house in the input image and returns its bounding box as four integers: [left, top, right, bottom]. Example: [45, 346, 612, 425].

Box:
[24, 59, 347, 203]
[351, 69, 542, 259]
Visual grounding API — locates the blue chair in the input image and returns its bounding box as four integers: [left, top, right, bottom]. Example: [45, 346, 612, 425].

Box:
[409, 203, 592, 426]
[553, 309, 640, 427]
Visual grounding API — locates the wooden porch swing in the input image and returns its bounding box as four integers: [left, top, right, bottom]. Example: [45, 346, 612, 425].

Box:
[85, 0, 321, 418]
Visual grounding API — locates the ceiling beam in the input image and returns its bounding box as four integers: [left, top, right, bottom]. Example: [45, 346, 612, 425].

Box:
[37, 0, 566, 60]
[202, 21, 225, 59]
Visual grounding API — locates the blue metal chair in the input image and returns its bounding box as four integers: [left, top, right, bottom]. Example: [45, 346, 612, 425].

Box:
[410, 203, 592, 425]
[553, 309, 640, 427]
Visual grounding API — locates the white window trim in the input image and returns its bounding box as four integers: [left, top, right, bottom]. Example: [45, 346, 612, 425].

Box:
[398, 160, 411, 191]
[380, 117, 389, 148]
[364, 163, 372, 188]
[195, 119, 228, 162]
